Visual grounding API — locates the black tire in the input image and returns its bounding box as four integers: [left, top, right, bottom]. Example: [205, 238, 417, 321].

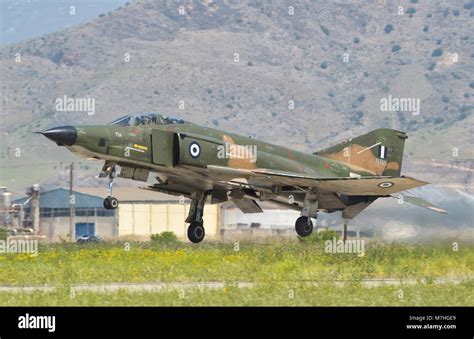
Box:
[103, 197, 119, 210]
[295, 216, 313, 237]
[103, 198, 111, 209]
[187, 222, 205, 243]
[109, 197, 119, 209]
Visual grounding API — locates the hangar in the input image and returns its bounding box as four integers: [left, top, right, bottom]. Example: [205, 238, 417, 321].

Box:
[13, 187, 220, 242]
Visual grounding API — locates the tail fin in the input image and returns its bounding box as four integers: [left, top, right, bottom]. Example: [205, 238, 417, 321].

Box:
[314, 128, 407, 177]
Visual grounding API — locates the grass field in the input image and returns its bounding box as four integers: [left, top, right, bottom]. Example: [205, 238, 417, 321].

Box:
[1, 235, 473, 306]
[1, 282, 472, 306]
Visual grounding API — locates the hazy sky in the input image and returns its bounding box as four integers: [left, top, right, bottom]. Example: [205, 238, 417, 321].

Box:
[1, 0, 129, 44]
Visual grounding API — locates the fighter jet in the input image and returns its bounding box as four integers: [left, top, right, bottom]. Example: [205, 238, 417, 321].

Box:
[39, 113, 447, 243]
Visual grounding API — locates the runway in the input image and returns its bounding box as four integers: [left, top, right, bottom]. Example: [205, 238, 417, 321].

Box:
[0, 277, 468, 293]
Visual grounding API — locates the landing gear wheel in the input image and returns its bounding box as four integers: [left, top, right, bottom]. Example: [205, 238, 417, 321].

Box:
[187, 222, 205, 243]
[103, 197, 119, 210]
[295, 216, 313, 237]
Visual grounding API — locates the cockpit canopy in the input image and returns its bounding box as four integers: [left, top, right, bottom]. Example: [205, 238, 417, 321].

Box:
[109, 113, 185, 126]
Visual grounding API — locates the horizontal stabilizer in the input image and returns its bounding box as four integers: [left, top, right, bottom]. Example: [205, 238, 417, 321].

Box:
[391, 194, 448, 214]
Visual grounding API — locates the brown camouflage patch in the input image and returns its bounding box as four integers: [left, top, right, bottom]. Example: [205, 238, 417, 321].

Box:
[323, 144, 399, 176]
[222, 134, 257, 170]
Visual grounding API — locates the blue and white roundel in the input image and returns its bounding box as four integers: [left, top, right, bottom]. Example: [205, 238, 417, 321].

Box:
[189, 142, 201, 158]
[378, 182, 394, 188]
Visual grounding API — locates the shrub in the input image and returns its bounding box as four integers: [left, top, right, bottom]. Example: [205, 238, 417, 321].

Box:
[298, 229, 339, 243]
[320, 25, 330, 36]
[451, 72, 462, 80]
[391, 44, 401, 53]
[431, 48, 443, 57]
[150, 232, 179, 244]
[384, 24, 393, 34]
[0, 228, 8, 241]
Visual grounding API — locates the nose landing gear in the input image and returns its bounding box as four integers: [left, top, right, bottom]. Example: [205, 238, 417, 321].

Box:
[103, 196, 119, 209]
[101, 163, 119, 210]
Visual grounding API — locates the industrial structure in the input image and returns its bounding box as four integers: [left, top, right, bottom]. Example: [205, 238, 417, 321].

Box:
[4, 185, 369, 243]
[11, 186, 220, 242]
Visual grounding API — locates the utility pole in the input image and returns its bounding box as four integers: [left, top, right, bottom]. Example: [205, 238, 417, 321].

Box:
[69, 163, 75, 242]
[31, 184, 40, 233]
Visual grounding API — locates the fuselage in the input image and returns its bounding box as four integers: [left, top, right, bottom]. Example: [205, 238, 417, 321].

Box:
[69, 120, 373, 180]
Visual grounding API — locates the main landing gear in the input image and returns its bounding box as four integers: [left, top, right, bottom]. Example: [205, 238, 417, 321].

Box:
[186, 191, 209, 243]
[294, 190, 318, 237]
[102, 164, 119, 210]
[295, 216, 313, 237]
[188, 222, 205, 244]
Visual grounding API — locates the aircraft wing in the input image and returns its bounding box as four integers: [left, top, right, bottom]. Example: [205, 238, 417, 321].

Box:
[207, 166, 428, 196]
[391, 194, 448, 214]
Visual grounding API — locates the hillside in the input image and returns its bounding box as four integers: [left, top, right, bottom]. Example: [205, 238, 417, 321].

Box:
[0, 0, 473, 193]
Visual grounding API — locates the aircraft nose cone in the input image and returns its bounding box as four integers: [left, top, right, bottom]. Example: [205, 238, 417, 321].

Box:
[39, 126, 77, 146]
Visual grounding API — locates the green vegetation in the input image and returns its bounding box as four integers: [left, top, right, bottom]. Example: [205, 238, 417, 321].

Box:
[0, 282, 472, 306]
[320, 25, 330, 36]
[150, 231, 179, 244]
[432, 47, 443, 57]
[0, 239, 472, 306]
[1, 240, 472, 285]
[0, 228, 8, 241]
[384, 24, 393, 34]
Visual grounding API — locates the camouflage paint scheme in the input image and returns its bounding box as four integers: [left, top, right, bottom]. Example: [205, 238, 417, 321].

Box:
[57, 113, 445, 220]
